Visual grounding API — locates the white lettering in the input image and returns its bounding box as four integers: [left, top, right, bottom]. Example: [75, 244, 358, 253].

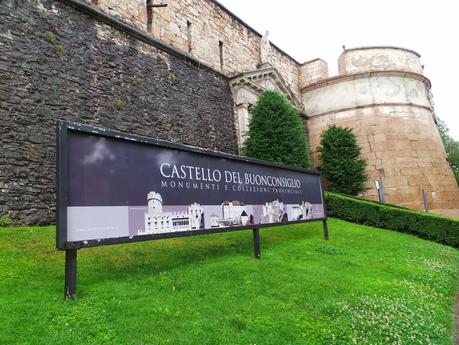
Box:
[160, 163, 171, 177]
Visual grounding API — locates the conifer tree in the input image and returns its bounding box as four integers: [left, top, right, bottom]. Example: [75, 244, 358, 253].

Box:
[318, 125, 368, 195]
[242, 91, 311, 168]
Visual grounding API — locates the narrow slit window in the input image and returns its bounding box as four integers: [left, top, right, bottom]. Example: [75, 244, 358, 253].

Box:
[219, 41, 224, 69]
[187, 21, 192, 53]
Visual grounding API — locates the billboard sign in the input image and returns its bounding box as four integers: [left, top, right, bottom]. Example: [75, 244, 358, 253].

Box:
[56, 121, 328, 298]
[57, 121, 327, 250]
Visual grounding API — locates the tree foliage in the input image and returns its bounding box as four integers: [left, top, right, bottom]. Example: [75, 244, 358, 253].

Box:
[437, 119, 459, 184]
[242, 91, 311, 168]
[318, 125, 368, 196]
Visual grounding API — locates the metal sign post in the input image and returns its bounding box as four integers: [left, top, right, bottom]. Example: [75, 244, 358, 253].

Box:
[64, 249, 77, 300]
[322, 220, 329, 240]
[252, 228, 261, 259]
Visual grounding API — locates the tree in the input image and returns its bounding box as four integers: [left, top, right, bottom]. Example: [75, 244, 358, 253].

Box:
[242, 91, 311, 168]
[437, 119, 459, 184]
[317, 125, 368, 196]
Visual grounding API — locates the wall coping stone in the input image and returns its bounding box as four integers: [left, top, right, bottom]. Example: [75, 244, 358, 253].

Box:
[301, 70, 431, 93]
[301, 58, 328, 66]
[60, 0, 228, 79]
[340, 46, 421, 58]
[209, 0, 302, 65]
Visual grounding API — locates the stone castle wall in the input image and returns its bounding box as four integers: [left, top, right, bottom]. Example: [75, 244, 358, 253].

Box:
[87, 0, 302, 97]
[299, 59, 329, 89]
[0, 0, 238, 225]
[307, 105, 459, 216]
[1, 1, 457, 224]
[304, 47, 459, 218]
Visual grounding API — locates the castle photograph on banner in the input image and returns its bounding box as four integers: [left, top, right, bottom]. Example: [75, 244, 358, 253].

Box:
[133, 191, 318, 236]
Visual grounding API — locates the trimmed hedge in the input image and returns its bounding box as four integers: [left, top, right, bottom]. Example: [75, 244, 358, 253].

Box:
[325, 192, 459, 247]
[331, 192, 412, 211]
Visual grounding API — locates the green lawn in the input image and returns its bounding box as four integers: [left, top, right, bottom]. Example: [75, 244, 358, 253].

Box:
[0, 219, 458, 345]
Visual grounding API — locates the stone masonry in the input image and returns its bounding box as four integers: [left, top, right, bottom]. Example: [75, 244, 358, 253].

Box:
[1, 0, 458, 224]
[0, 0, 237, 225]
[304, 47, 459, 218]
[88, 0, 302, 97]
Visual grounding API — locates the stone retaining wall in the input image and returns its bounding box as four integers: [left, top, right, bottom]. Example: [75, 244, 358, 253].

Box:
[0, 0, 237, 225]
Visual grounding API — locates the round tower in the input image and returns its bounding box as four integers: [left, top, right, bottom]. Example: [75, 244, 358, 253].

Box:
[302, 46, 459, 218]
[147, 192, 163, 215]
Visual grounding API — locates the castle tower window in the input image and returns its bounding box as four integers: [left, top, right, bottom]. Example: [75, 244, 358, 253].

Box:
[187, 20, 192, 53]
[219, 41, 224, 69]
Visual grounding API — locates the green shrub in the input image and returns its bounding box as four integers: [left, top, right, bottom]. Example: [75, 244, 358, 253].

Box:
[325, 192, 459, 247]
[54, 43, 64, 55]
[0, 215, 12, 227]
[329, 192, 412, 211]
[242, 91, 311, 168]
[47, 31, 56, 43]
[318, 125, 368, 195]
[114, 99, 124, 110]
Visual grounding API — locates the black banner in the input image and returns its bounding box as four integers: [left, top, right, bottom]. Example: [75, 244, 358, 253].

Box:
[57, 121, 326, 250]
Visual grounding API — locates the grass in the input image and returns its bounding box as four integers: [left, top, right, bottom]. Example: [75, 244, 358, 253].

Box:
[0, 218, 458, 345]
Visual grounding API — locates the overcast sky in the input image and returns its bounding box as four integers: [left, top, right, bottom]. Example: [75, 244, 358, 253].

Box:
[218, 0, 459, 141]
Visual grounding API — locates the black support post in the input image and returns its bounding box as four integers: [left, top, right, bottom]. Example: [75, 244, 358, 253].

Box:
[64, 249, 77, 300]
[252, 228, 260, 259]
[322, 220, 329, 240]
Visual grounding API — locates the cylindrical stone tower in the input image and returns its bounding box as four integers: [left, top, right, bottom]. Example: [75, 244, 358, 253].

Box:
[302, 46, 459, 218]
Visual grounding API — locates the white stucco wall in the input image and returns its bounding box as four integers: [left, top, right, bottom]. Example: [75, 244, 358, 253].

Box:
[303, 75, 430, 116]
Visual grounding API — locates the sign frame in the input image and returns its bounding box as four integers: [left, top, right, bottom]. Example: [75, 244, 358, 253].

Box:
[56, 120, 329, 299]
